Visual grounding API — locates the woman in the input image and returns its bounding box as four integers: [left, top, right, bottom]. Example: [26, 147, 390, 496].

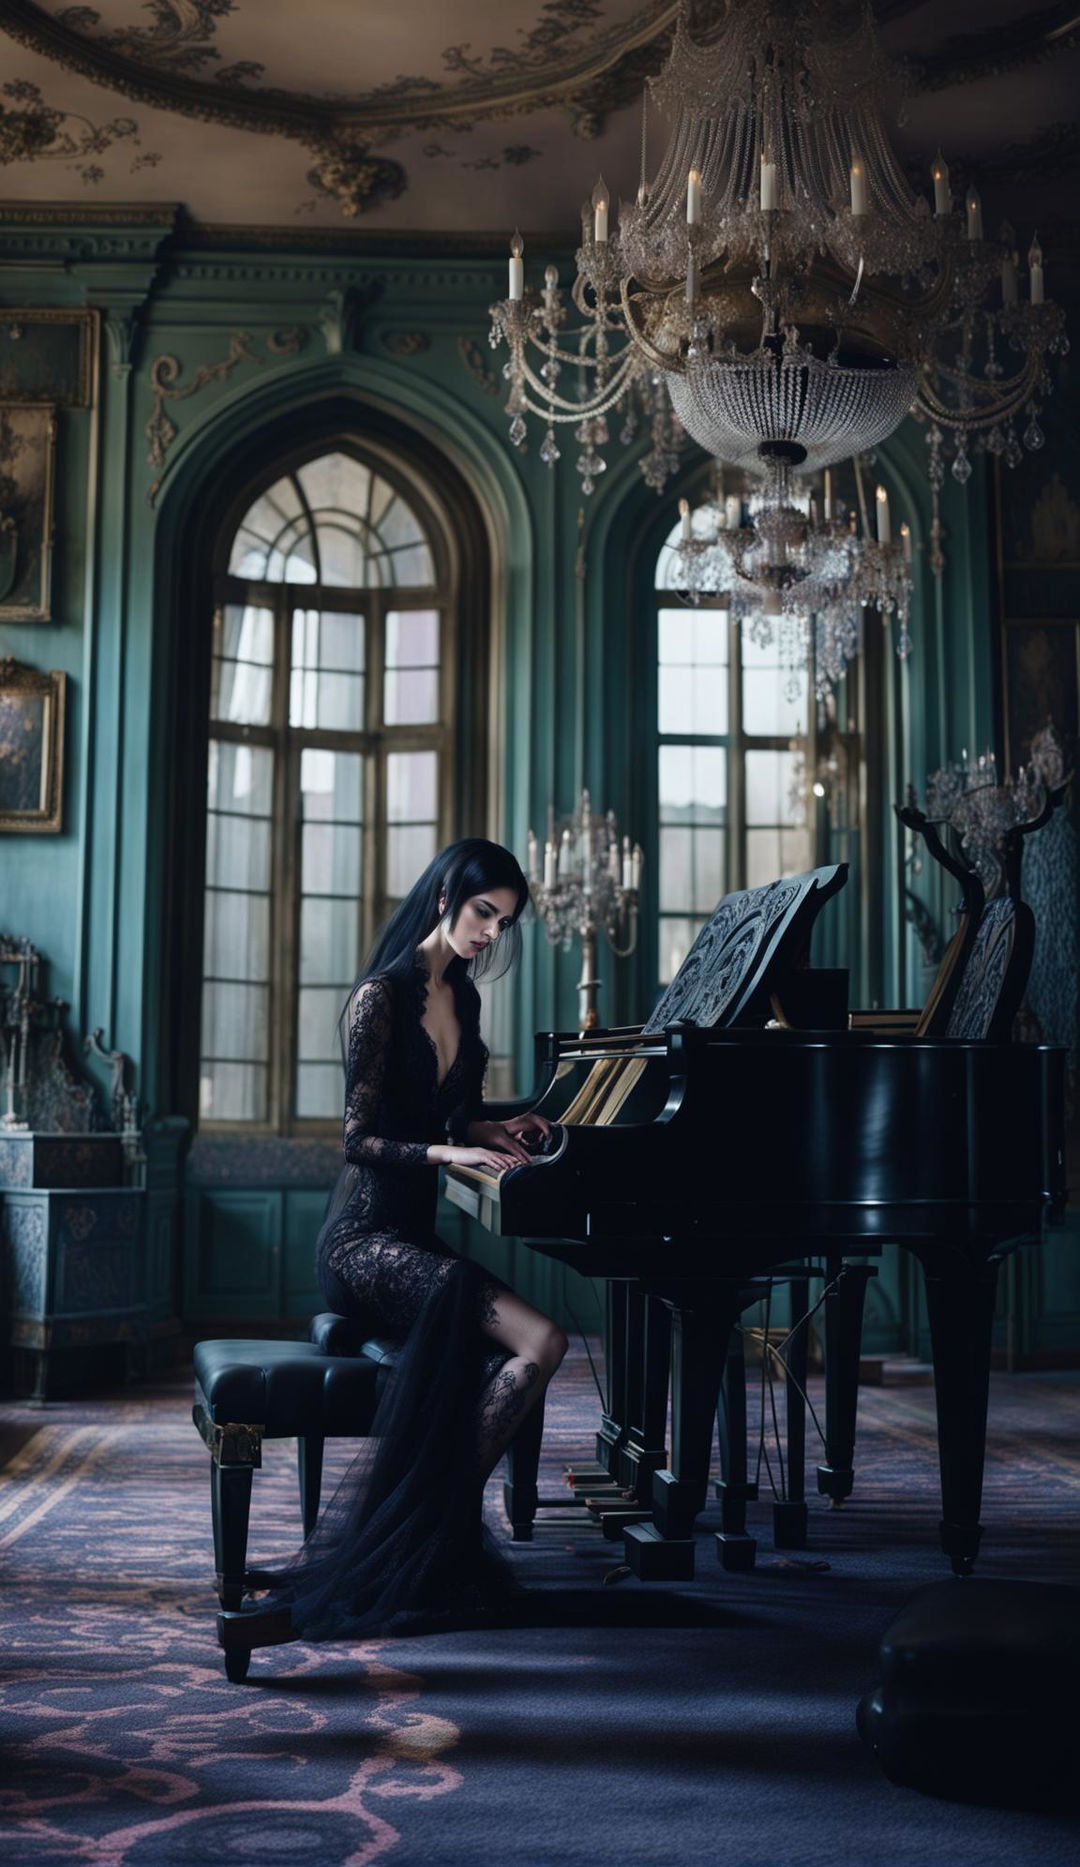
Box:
[220, 838, 568, 1651]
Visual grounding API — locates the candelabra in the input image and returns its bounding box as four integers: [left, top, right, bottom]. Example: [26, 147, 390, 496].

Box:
[527, 791, 643, 1029]
[674, 456, 913, 696]
[488, 0, 1065, 516]
[914, 724, 1070, 899]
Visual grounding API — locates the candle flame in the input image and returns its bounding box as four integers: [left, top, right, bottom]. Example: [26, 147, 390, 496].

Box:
[592, 176, 609, 211]
[510, 229, 524, 258]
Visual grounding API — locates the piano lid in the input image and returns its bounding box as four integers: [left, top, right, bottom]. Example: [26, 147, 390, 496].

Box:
[642, 863, 848, 1035]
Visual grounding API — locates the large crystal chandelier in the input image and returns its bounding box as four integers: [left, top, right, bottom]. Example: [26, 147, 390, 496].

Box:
[489, 0, 1066, 500]
[675, 457, 913, 695]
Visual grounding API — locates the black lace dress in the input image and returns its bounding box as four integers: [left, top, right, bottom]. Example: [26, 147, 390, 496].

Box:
[276, 963, 519, 1641]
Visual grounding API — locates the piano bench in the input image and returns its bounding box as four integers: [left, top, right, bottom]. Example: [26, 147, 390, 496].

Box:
[857, 1578, 1080, 1808]
[192, 1331, 392, 1623]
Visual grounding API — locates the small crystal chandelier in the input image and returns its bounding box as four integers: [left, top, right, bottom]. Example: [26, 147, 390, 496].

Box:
[674, 457, 913, 696]
[917, 725, 1070, 900]
[489, 0, 1066, 505]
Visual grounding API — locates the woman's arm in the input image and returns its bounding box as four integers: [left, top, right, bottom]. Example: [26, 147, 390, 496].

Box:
[343, 979, 432, 1170]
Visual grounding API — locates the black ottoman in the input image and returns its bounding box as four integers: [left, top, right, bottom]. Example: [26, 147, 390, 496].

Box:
[858, 1578, 1080, 1806]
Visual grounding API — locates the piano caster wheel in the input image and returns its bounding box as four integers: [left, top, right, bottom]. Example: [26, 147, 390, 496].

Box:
[772, 1500, 808, 1550]
[715, 1532, 757, 1573]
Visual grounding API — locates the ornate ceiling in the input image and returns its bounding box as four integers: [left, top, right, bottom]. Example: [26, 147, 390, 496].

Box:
[0, 0, 1077, 241]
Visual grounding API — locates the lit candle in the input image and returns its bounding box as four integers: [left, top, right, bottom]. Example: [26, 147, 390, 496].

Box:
[592, 176, 609, 245]
[1002, 250, 1018, 306]
[760, 155, 777, 212]
[608, 839, 620, 881]
[931, 153, 950, 217]
[582, 819, 592, 877]
[527, 829, 538, 880]
[621, 835, 632, 890]
[543, 841, 557, 890]
[558, 829, 572, 880]
[679, 497, 692, 542]
[630, 844, 643, 893]
[1029, 234, 1044, 304]
[899, 522, 912, 564]
[725, 494, 742, 530]
[508, 230, 524, 300]
[875, 484, 891, 545]
[965, 187, 983, 242]
[686, 167, 702, 225]
[823, 468, 834, 522]
[849, 155, 867, 217]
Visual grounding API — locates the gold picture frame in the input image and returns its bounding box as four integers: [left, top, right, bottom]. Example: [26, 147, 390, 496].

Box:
[0, 658, 66, 834]
[0, 403, 57, 621]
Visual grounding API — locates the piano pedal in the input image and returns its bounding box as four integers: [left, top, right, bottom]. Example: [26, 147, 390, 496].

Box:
[715, 1532, 757, 1573]
[622, 1522, 696, 1581]
[565, 1465, 612, 1491]
[601, 1510, 653, 1541]
[772, 1500, 809, 1550]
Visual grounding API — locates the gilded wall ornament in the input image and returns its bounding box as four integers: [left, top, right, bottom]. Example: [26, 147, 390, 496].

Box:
[145, 327, 306, 499]
[306, 140, 406, 218]
[457, 337, 499, 397]
[381, 331, 431, 357]
[0, 76, 159, 182]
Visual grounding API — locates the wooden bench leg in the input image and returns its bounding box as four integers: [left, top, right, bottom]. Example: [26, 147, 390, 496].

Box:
[298, 1435, 324, 1538]
[194, 1408, 262, 1610]
[504, 1394, 545, 1540]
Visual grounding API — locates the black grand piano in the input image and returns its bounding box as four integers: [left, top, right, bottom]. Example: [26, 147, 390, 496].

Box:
[445, 863, 1066, 1580]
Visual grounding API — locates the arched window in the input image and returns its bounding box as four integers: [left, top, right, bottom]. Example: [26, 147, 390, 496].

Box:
[653, 515, 813, 984]
[200, 448, 452, 1128]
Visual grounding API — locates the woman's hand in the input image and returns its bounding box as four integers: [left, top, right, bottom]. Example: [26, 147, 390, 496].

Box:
[428, 1143, 515, 1175]
[468, 1116, 553, 1164]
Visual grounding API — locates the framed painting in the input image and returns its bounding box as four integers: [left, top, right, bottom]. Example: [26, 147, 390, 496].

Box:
[0, 658, 66, 833]
[0, 403, 57, 621]
[0, 310, 97, 408]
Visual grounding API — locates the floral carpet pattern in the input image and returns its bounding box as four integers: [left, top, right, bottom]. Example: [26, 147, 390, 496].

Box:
[2, 1353, 1080, 1867]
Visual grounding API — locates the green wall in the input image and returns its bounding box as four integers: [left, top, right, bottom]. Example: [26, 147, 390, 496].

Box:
[1, 207, 1068, 1354]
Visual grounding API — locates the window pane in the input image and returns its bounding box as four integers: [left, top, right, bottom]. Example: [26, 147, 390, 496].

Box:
[226, 477, 305, 579]
[204, 890, 270, 982]
[746, 827, 782, 888]
[199, 1062, 267, 1122]
[290, 610, 365, 730]
[298, 986, 347, 1062]
[387, 750, 437, 823]
[211, 605, 274, 726]
[201, 982, 269, 1062]
[296, 451, 371, 516]
[302, 822, 361, 895]
[387, 543, 435, 586]
[207, 742, 273, 817]
[387, 610, 439, 666]
[659, 916, 699, 985]
[206, 813, 271, 892]
[299, 897, 359, 986]
[296, 1063, 342, 1120]
[745, 750, 806, 827]
[384, 668, 438, 725]
[658, 665, 727, 735]
[387, 823, 438, 896]
[316, 524, 369, 588]
[659, 828, 724, 914]
[742, 667, 808, 737]
[379, 497, 424, 551]
[300, 749, 362, 822]
[659, 745, 726, 824]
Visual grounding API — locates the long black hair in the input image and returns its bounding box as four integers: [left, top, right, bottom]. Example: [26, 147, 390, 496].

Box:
[359, 837, 530, 992]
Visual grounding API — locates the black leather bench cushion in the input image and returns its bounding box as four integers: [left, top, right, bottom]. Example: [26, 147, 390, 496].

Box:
[880, 1577, 1080, 1696]
[193, 1339, 386, 1438]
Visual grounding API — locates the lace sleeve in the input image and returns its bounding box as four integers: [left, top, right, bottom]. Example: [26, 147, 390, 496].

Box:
[343, 979, 431, 1170]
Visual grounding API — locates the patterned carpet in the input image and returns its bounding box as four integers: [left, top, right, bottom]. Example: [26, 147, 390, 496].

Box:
[2, 1346, 1080, 1867]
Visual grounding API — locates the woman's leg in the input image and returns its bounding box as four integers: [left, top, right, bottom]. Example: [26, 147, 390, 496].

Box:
[475, 1286, 568, 1478]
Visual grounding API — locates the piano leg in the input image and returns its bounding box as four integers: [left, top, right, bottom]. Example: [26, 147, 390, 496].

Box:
[918, 1252, 1000, 1576]
[715, 1323, 758, 1571]
[595, 1280, 630, 1479]
[773, 1274, 809, 1550]
[816, 1261, 874, 1506]
[625, 1291, 743, 1581]
[618, 1293, 672, 1504]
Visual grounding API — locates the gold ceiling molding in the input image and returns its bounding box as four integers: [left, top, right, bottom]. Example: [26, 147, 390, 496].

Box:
[0, 0, 683, 136]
